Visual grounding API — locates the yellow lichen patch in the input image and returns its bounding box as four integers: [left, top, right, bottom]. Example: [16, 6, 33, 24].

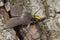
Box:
[34, 14, 41, 20]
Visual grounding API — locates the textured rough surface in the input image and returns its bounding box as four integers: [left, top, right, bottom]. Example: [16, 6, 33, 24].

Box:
[0, 0, 4, 7]
[0, 0, 60, 40]
[20, 24, 41, 40]
[0, 14, 19, 40]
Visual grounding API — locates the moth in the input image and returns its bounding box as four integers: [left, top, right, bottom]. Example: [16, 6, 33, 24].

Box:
[4, 5, 32, 29]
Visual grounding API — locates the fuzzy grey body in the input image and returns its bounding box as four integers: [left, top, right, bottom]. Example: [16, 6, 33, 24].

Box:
[11, 5, 23, 16]
[5, 5, 32, 29]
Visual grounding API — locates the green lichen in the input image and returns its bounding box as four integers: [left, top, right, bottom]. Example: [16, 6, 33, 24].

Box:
[41, 0, 50, 19]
